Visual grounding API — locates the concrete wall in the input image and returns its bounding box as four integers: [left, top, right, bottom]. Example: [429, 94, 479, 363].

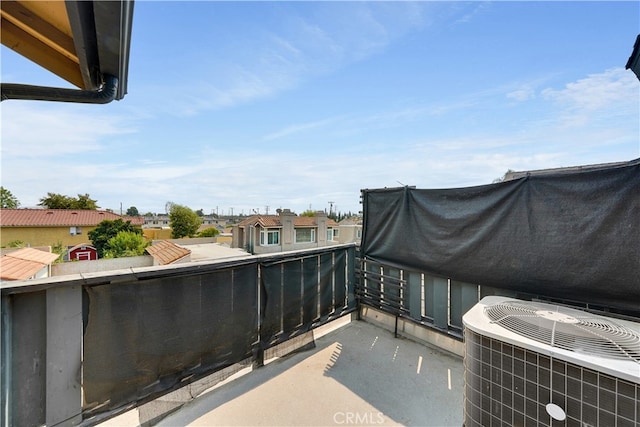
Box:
[52, 256, 153, 276]
[359, 305, 464, 357]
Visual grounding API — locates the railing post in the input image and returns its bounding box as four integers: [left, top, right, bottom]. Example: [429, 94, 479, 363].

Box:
[46, 286, 82, 426]
[1, 296, 11, 427]
[432, 277, 448, 330]
[407, 272, 422, 321]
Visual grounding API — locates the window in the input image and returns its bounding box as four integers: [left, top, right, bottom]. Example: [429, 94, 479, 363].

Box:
[295, 228, 315, 243]
[69, 226, 82, 235]
[327, 228, 339, 241]
[356, 229, 362, 239]
[260, 228, 280, 246]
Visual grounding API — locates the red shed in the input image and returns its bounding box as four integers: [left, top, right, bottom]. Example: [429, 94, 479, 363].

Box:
[67, 244, 98, 261]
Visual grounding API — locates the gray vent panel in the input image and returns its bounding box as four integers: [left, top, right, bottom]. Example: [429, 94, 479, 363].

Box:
[484, 300, 640, 362]
[463, 329, 640, 427]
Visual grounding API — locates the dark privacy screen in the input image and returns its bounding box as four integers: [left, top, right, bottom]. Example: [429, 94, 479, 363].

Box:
[361, 159, 640, 313]
[83, 264, 259, 412]
[82, 246, 356, 415]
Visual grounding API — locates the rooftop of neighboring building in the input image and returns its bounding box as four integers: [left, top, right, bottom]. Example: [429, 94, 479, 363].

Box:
[0, 247, 60, 281]
[145, 241, 191, 265]
[236, 209, 339, 228]
[0, 209, 144, 227]
[503, 158, 638, 181]
[338, 216, 363, 226]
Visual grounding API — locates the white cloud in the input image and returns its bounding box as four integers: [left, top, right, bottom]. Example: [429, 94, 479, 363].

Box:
[0, 103, 135, 157]
[263, 116, 343, 141]
[507, 87, 536, 102]
[537, 68, 639, 134]
[131, 2, 432, 118]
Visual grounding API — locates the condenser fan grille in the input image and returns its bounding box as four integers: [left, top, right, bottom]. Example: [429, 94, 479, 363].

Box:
[485, 300, 640, 362]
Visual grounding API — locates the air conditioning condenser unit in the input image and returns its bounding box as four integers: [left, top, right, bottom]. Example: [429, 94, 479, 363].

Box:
[463, 296, 640, 427]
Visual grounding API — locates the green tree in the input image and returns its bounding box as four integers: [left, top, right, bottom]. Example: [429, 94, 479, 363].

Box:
[169, 204, 202, 238]
[50, 241, 65, 264]
[74, 193, 99, 209]
[39, 193, 73, 209]
[196, 227, 220, 238]
[8, 240, 24, 248]
[103, 231, 148, 258]
[0, 187, 20, 208]
[38, 192, 98, 209]
[300, 210, 316, 217]
[195, 209, 204, 217]
[126, 206, 140, 216]
[88, 219, 141, 258]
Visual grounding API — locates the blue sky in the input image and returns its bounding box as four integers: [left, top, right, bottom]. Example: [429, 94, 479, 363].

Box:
[1, 1, 639, 216]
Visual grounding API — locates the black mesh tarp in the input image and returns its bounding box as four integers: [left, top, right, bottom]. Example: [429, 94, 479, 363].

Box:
[361, 159, 640, 313]
[260, 248, 356, 348]
[82, 247, 357, 416]
[83, 265, 259, 413]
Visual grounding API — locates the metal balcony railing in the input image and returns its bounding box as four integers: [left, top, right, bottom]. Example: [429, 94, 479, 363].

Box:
[1, 245, 357, 426]
[2, 243, 627, 427]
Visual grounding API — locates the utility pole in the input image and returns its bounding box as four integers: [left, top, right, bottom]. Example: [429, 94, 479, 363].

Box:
[328, 201, 334, 216]
[230, 207, 234, 217]
[265, 205, 270, 215]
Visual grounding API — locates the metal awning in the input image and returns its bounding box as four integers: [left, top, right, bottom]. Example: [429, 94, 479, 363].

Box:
[1, 0, 134, 103]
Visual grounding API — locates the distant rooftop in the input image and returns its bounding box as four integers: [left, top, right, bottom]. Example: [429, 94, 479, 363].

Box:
[0, 209, 144, 227]
[237, 209, 339, 228]
[503, 159, 638, 181]
[145, 241, 191, 265]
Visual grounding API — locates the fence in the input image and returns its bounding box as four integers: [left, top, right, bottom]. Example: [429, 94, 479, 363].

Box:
[1, 244, 356, 426]
[355, 254, 638, 342]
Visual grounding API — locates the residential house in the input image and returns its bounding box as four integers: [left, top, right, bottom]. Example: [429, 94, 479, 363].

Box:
[232, 209, 339, 254]
[143, 213, 171, 228]
[143, 213, 227, 240]
[0, 247, 60, 281]
[0, 209, 144, 249]
[337, 216, 363, 245]
[143, 213, 229, 230]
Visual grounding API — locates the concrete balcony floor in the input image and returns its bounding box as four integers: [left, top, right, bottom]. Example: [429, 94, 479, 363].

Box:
[149, 318, 464, 426]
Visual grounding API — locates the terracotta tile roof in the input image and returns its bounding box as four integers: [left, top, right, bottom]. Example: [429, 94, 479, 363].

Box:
[295, 216, 318, 227]
[0, 248, 59, 281]
[237, 215, 339, 228]
[237, 215, 280, 228]
[0, 257, 45, 280]
[145, 241, 191, 265]
[6, 247, 60, 264]
[0, 209, 144, 227]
